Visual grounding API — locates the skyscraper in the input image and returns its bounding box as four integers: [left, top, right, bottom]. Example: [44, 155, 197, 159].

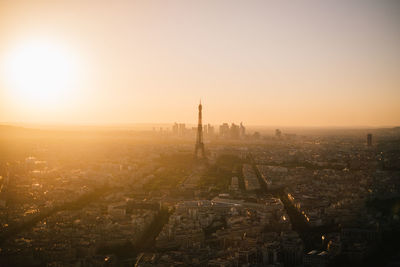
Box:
[230, 123, 240, 139]
[219, 123, 230, 138]
[195, 101, 205, 158]
[240, 122, 246, 138]
[207, 124, 215, 136]
[172, 123, 179, 135]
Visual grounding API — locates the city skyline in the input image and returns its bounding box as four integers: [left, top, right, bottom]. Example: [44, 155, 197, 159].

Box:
[1, 1, 400, 127]
[2, 1, 400, 266]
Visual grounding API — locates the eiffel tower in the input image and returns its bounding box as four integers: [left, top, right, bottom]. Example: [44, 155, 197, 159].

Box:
[194, 100, 205, 159]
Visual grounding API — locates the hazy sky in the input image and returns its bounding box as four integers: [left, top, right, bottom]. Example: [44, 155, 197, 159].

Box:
[1, 0, 399, 127]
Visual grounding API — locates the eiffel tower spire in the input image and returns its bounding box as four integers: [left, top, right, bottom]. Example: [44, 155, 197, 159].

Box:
[194, 100, 205, 158]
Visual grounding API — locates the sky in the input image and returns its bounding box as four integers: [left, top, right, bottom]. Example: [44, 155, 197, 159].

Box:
[0, 0, 400, 127]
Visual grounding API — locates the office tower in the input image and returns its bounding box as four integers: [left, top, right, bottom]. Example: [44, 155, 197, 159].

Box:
[172, 123, 179, 135]
[203, 124, 208, 135]
[172, 123, 186, 136]
[240, 122, 246, 138]
[178, 123, 186, 136]
[207, 124, 215, 136]
[230, 123, 240, 139]
[219, 123, 230, 138]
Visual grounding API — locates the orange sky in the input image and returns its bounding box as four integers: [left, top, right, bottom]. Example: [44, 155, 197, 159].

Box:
[1, 0, 399, 127]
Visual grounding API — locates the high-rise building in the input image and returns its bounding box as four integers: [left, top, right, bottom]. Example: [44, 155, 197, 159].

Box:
[219, 123, 230, 138]
[219, 122, 246, 139]
[230, 123, 240, 139]
[367, 133, 372, 146]
[207, 124, 215, 136]
[172, 122, 186, 136]
[178, 123, 186, 136]
[194, 101, 205, 158]
[240, 122, 246, 138]
[172, 123, 179, 135]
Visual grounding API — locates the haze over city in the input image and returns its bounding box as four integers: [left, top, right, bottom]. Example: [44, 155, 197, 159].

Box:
[1, 1, 400, 267]
[1, 0, 400, 127]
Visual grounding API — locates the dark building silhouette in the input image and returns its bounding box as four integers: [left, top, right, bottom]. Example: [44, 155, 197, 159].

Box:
[367, 133, 372, 146]
[194, 101, 205, 158]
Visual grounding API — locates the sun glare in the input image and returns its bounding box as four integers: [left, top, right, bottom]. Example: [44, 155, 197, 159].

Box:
[3, 40, 80, 108]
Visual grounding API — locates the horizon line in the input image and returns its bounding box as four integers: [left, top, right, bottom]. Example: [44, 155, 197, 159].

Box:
[1, 122, 399, 130]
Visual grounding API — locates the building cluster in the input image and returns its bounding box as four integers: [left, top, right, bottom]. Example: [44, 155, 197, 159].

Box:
[242, 164, 260, 191]
[144, 196, 299, 266]
[1, 189, 159, 266]
[284, 169, 373, 227]
[0, 144, 182, 266]
[257, 165, 286, 190]
[171, 122, 248, 140]
[1, 123, 399, 266]
[249, 135, 399, 265]
[219, 122, 246, 139]
[172, 122, 215, 138]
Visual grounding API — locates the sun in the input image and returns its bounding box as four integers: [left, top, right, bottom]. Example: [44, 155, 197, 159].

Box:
[3, 40, 80, 109]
